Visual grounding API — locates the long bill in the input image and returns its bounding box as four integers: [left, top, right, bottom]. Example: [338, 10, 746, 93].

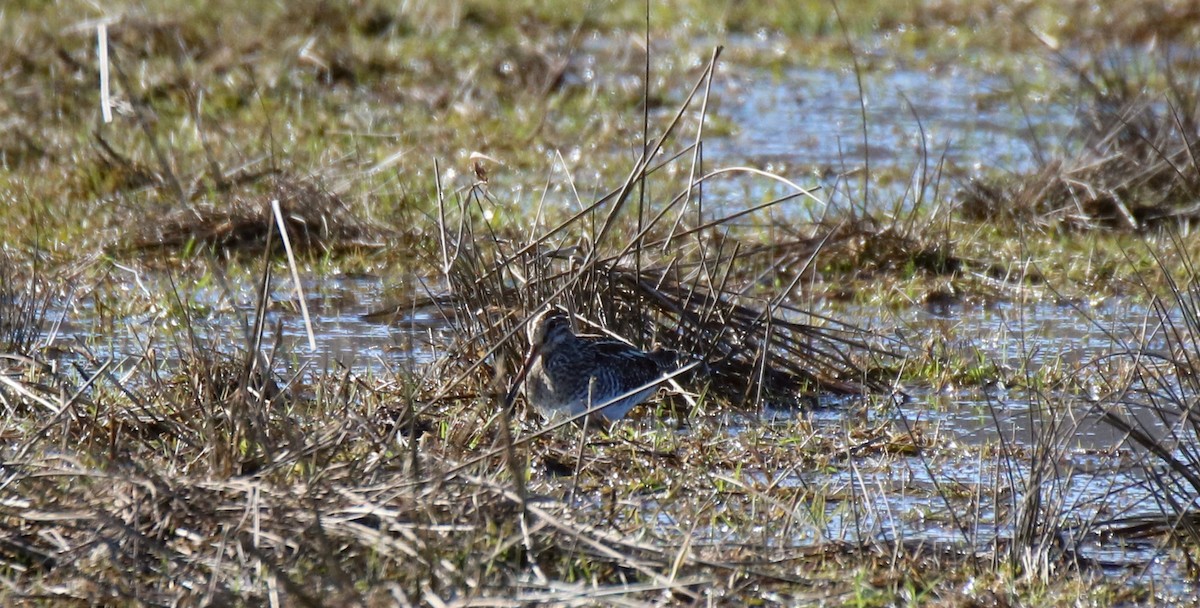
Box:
[503, 344, 542, 409]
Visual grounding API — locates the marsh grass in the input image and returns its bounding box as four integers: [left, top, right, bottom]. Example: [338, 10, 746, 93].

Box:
[0, 104, 927, 606]
[4, 0, 1200, 605]
[3, 21, 967, 607]
[951, 11, 1200, 579]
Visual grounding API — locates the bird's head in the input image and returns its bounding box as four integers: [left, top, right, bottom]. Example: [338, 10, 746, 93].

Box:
[528, 307, 574, 352]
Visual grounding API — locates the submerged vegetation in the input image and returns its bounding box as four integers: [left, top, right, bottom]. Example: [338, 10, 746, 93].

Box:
[2, 0, 1200, 605]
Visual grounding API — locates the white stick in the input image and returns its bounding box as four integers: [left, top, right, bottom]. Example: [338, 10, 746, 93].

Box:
[97, 23, 111, 123]
[271, 199, 317, 351]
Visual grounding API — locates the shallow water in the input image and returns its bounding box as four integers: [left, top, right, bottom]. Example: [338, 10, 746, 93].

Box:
[657, 293, 1193, 594]
[53, 273, 443, 378]
[682, 61, 1081, 226]
[481, 57, 1078, 224]
[710, 65, 1074, 174]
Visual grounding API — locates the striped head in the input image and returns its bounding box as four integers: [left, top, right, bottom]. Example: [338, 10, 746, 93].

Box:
[504, 307, 575, 411]
[527, 307, 575, 352]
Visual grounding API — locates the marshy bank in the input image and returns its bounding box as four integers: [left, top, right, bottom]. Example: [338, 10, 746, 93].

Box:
[2, 1, 1200, 605]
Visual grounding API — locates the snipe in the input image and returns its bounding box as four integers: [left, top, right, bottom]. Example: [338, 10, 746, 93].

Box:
[508, 308, 680, 422]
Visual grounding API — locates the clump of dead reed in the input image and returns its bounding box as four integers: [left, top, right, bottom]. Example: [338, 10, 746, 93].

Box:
[1, 233, 388, 602]
[407, 57, 901, 423]
[0, 254, 51, 356]
[119, 177, 391, 258]
[961, 37, 1200, 231]
[0, 253, 65, 436]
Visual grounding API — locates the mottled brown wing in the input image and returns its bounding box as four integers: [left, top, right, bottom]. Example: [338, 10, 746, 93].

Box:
[583, 337, 678, 376]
